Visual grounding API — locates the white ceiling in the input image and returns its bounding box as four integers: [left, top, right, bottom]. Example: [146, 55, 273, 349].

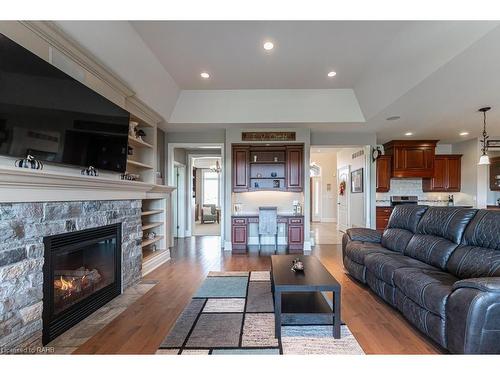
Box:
[131, 21, 408, 90]
[56, 21, 500, 144]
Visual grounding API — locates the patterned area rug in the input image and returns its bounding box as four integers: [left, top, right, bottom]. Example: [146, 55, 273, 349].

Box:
[157, 271, 364, 355]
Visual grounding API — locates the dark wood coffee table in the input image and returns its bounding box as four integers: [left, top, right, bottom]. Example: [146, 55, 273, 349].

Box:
[271, 255, 341, 339]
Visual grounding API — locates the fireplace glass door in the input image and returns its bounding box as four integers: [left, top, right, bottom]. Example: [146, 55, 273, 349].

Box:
[43, 223, 121, 345]
[52, 237, 117, 315]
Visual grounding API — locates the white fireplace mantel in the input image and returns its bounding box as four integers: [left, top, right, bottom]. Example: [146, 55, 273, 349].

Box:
[0, 166, 176, 203]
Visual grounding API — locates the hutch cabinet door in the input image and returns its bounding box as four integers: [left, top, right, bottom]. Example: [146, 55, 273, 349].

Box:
[286, 146, 303, 192]
[232, 146, 249, 192]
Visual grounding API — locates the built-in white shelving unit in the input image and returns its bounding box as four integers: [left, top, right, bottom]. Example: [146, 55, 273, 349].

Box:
[126, 110, 175, 276]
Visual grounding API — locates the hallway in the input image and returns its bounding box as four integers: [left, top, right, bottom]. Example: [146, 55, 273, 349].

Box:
[310, 222, 343, 245]
[73, 236, 442, 355]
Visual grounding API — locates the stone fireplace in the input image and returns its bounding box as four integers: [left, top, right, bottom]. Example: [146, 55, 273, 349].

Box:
[0, 199, 143, 351]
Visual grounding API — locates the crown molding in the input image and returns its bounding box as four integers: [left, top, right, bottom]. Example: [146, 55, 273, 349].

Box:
[126, 96, 163, 125]
[20, 21, 135, 99]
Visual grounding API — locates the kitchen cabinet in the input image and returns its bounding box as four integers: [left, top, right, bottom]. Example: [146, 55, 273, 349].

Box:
[489, 157, 500, 191]
[422, 154, 462, 192]
[232, 146, 250, 192]
[376, 155, 392, 192]
[376, 206, 393, 232]
[383, 140, 438, 178]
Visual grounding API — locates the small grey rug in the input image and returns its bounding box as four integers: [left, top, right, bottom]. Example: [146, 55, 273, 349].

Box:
[158, 271, 364, 355]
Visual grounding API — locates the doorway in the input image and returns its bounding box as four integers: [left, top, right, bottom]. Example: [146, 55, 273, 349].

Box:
[337, 165, 350, 232]
[192, 157, 222, 236]
[309, 146, 371, 245]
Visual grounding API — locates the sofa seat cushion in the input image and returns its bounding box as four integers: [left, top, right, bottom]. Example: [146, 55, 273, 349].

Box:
[364, 252, 436, 286]
[393, 268, 458, 317]
[344, 241, 394, 265]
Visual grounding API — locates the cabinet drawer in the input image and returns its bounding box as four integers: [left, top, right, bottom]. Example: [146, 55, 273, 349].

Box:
[288, 217, 303, 224]
[232, 218, 247, 225]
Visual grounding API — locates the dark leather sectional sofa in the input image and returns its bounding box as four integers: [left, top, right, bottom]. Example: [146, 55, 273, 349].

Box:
[342, 205, 500, 354]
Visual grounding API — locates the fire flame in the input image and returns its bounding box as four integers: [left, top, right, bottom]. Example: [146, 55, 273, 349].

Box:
[59, 276, 75, 291]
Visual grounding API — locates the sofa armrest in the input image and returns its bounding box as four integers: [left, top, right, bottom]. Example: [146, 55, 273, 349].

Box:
[453, 277, 500, 293]
[447, 277, 500, 353]
[345, 228, 382, 243]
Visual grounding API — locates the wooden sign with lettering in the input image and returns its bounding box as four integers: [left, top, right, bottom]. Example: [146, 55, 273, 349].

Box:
[241, 132, 296, 142]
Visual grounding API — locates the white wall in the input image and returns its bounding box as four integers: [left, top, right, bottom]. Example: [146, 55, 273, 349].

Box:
[452, 138, 479, 207]
[170, 89, 365, 124]
[55, 21, 180, 122]
[232, 192, 304, 215]
[310, 151, 338, 222]
[337, 148, 367, 228]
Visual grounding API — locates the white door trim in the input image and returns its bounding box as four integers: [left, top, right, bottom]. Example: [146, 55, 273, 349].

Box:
[173, 162, 186, 238]
[337, 165, 350, 232]
[168, 143, 225, 248]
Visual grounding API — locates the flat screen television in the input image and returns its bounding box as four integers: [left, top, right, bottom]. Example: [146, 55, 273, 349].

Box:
[0, 33, 130, 173]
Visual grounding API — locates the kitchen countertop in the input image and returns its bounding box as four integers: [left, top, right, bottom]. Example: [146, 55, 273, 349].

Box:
[376, 204, 474, 208]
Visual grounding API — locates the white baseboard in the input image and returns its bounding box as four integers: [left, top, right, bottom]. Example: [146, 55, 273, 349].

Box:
[223, 241, 232, 251]
[142, 249, 171, 277]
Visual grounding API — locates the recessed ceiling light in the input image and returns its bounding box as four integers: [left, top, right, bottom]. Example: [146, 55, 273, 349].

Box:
[327, 71, 337, 78]
[459, 131, 469, 136]
[263, 41, 274, 50]
[386, 116, 400, 121]
[200, 72, 210, 79]
[405, 132, 414, 136]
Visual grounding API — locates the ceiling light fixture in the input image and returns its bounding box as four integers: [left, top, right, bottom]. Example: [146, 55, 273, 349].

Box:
[459, 131, 469, 136]
[263, 41, 274, 50]
[200, 72, 210, 79]
[405, 132, 414, 136]
[327, 71, 337, 78]
[478, 106, 491, 165]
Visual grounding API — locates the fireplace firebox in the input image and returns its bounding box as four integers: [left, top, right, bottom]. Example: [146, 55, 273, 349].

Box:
[42, 223, 122, 345]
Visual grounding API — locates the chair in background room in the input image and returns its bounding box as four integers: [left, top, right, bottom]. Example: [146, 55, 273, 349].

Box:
[201, 204, 217, 224]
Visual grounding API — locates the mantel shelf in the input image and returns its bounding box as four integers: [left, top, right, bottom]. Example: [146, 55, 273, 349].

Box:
[0, 166, 175, 203]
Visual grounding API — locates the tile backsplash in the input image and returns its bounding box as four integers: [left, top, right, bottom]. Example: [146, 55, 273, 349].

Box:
[376, 179, 476, 207]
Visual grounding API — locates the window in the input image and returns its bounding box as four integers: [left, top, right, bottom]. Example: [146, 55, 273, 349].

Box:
[202, 170, 219, 205]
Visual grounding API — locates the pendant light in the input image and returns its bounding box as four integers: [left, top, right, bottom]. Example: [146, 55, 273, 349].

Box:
[478, 106, 491, 165]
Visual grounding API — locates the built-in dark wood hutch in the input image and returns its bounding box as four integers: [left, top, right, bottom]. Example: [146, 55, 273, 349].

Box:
[231, 143, 305, 253]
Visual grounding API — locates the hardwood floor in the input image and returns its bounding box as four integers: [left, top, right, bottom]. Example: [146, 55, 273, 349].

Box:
[74, 236, 443, 354]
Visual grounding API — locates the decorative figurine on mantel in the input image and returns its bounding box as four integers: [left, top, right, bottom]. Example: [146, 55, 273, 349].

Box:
[291, 258, 304, 272]
[81, 166, 99, 177]
[15, 154, 43, 170]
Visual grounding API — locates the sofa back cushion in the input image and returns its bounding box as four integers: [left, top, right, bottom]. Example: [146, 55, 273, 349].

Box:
[381, 205, 428, 252]
[404, 207, 477, 269]
[447, 210, 500, 278]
